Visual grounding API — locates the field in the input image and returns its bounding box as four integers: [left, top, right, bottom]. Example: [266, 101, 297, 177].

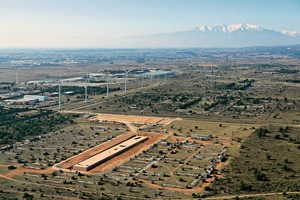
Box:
[0, 111, 253, 199]
[209, 126, 300, 197]
[1, 48, 300, 199]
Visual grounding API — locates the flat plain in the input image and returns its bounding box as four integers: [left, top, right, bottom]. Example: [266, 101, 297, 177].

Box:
[0, 48, 300, 199]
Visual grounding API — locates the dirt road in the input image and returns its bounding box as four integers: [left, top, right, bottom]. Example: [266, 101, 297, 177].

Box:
[204, 191, 300, 200]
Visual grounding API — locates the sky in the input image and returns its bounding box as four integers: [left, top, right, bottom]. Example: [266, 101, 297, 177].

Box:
[0, 0, 300, 48]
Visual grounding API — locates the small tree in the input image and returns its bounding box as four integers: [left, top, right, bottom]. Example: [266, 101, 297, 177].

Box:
[7, 165, 16, 170]
[254, 170, 266, 181]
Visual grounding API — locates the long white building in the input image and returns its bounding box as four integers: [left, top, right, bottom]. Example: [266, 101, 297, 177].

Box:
[23, 95, 49, 102]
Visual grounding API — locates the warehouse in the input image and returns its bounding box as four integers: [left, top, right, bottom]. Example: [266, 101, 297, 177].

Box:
[73, 136, 147, 171]
[23, 95, 49, 102]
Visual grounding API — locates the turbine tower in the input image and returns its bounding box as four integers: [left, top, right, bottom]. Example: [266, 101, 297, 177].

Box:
[150, 75, 153, 87]
[29, 66, 33, 81]
[58, 80, 62, 110]
[83, 67, 90, 103]
[124, 69, 131, 93]
[84, 75, 89, 102]
[106, 69, 110, 97]
[15, 70, 19, 85]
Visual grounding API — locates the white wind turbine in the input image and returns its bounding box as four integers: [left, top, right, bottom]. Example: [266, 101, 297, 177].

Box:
[123, 69, 131, 93]
[15, 70, 19, 85]
[105, 69, 110, 97]
[150, 75, 153, 87]
[84, 75, 90, 102]
[58, 78, 62, 110]
[141, 75, 144, 89]
[83, 68, 90, 103]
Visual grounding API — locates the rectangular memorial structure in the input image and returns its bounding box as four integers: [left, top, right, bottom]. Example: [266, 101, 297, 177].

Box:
[73, 136, 147, 171]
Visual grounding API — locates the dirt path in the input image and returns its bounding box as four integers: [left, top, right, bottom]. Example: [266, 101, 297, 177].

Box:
[204, 191, 300, 200]
[3, 165, 55, 178]
[124, 122, 138, 133]
[138, 162, 223, 193]
[139, 174, 217, 193]
[171, 146, 203, 174]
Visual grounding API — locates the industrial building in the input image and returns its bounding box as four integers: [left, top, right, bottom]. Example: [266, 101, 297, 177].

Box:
[23, 95, 49, 101]
[139, 71, 175, 78]
[73, 136, 147, 171]
[5, 99, 36, 105]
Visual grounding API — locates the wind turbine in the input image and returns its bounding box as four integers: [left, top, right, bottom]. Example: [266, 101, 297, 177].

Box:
[15, 70, 19, 85]
[105, 69, 110, 97]
[84, 74, 90, 102]
[123, 69, 131, 93]
[141, 75, 144, 89]
[58, 79, 62, 110]
[83, 67, 90, 103]
[29, 66, 33, 81]
[150, 75, 153, 87]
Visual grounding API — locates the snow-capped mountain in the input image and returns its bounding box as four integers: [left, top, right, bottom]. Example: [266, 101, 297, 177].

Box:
[279, 30, 299, 37]
[113, 23, 300, 48]
[191, 23, 300, 37]
[192, 23, 265, 33]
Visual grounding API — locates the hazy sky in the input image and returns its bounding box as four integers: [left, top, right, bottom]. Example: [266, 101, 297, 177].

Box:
[0, 0, 300, 48]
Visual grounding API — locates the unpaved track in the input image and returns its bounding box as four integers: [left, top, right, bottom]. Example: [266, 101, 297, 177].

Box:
[93, 113, 174, 125]
[204, 191, 300, 199]
[138, 162, 223, 193]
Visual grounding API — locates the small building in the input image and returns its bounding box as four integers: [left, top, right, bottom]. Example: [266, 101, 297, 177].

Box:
[26, 80, 45, 85]
[5, 99, 36, 105]
[191, 134, 213, 140]
[23, 95, 49, 102]
[44, 93, 58, 97]
[63, 91, 75, 95]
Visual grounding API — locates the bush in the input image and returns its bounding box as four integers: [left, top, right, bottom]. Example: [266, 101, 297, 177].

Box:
[274, 134, 281, 139]
[255, 128, 269, 138]
[254, 170, 267, 181]
[7, 165, 16, 170]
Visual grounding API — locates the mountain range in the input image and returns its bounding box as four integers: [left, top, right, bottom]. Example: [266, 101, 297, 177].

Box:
[115, 23, 300, 48]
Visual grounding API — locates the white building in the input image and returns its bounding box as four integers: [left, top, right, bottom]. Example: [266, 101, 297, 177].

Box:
[23, 95, 49, 102]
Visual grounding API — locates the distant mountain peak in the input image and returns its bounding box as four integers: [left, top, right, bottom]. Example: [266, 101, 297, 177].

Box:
[227, 23, 263, 32]
[280, 30, 299, 37]
[193, 23, 264, 33]
[190, 23, 300, 39]
[118, 23, 300, 48]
